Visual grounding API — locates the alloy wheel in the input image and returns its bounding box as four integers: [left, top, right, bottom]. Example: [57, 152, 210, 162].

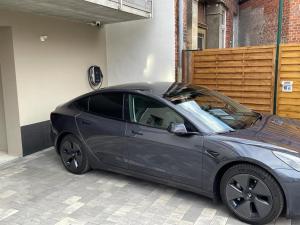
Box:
[61, 140, 83, 171]
[226, 174, 273, 220]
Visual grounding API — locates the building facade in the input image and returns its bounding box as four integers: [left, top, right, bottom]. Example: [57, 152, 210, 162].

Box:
[239, 0, 300, 46]
[175, 0, 300, 76]
[0, 0, 176, 158]
[175, 0, 239, 76]
[176, 0, 239, 51]
[1, 0, 299, 158]
[177, 0, 300, 52]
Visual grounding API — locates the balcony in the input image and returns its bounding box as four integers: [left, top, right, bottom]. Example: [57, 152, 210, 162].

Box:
[0, 0, 153, 24]
[107, 0, 152, 14]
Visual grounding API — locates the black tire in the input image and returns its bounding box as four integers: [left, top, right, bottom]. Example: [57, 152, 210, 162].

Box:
[220, 164, 284, 225]
[59, 134, 90, 174]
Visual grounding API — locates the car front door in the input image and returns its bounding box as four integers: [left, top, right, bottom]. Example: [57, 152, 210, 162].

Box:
[124, 93, 204, 188]
[76, 92, 127, 169]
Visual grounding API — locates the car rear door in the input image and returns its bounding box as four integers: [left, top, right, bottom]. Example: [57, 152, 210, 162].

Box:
[76, 92, 128, 169]
[124, 93, 204, 188]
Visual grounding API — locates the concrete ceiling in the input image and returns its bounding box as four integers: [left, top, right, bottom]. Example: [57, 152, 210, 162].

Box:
[0, 0, 151, 24]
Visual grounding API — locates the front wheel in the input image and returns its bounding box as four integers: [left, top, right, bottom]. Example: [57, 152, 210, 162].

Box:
[220, 164, 284, 224]
[59, 134, 90, 174]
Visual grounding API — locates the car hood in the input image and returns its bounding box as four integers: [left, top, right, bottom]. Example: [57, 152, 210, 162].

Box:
[220, 114, 300, 153]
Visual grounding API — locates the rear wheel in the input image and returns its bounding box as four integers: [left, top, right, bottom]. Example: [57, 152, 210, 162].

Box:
[220, 164, 284, 224]
[59, 134, 90, 174]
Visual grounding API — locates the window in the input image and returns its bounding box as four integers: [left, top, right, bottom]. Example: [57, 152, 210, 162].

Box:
[219, 9, 226, 48]
[128, 94, 185, 130]
[165, 85, 260, 133]
[74, 97, 89, 112]
[89, 93, 123, 120]
[198, 33, 205, 50]
[232, 15, 239, 47]
[221, 10, 226, 25]
[198, 28, 206, 50]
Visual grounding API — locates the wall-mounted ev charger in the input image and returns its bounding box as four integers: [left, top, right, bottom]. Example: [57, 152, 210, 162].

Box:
[88, 66, 103, 90]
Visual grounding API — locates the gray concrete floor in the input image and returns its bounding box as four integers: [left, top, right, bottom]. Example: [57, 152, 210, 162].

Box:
[0, 148, 298, 225]
[0, 151, 18, 166]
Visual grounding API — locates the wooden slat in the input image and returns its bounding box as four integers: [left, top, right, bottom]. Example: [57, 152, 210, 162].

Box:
[281, 58, 300, 65]
[278, 105, 300, 113]
[281, 65, 300, 72]
[222, 91, 271, 98]
[278, 112, 300, 119]
[277, 44, 300, 120]
[191, 45, 276, 113]
[280, 72, 300, 79]
[190, 44, 300, 118]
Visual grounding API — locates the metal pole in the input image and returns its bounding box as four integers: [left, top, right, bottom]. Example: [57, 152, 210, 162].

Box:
[273, 0, 284, 114]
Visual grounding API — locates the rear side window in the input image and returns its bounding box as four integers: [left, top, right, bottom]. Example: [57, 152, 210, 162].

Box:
[74, 97, 89, 111]
[89, 93, 123, 120]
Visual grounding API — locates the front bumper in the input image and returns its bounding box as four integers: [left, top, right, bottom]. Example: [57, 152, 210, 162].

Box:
[275, 168, 300, 218]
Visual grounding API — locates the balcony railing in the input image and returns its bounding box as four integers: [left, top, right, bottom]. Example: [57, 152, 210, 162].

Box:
[108, 0, 153, 14]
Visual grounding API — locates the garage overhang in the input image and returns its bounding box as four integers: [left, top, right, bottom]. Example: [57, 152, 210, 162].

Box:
[0, 0, 153, 24]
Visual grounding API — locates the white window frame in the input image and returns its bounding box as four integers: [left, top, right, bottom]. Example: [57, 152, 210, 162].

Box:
[232, 14, 239, 47]
[219, 10, 226, 48]
[198, 28, 207, 50]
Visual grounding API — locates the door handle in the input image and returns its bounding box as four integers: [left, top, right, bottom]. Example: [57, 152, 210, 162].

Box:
[131, 130, 143, 136]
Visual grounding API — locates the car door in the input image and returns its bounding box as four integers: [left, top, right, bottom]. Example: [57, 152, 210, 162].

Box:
[124, 93, 204, 188]
[76, 92, 127, 169]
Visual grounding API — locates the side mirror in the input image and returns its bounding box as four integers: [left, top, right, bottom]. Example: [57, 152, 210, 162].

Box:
[168, 123, 188, 136]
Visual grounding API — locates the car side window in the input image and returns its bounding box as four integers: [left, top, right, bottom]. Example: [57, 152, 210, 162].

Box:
[129, 94, 191, 131]
[74, 97, 89, 112]
[89, 92, 123, 120]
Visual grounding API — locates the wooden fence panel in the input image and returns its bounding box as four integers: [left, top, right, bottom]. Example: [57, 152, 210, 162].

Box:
[278, 44, 300, 119]
[191, 46, 276, 114]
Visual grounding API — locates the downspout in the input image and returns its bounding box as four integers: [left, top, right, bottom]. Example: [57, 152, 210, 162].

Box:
[178, 0, 184, 82]
[119, 0, 123, 10]
[273, 0, 284, 114]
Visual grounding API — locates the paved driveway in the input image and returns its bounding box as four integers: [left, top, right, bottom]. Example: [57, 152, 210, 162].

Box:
[0, 148, 298, 225]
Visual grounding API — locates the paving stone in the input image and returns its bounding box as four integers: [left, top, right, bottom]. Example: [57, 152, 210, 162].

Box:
[182, 205, 204, 223]
[292, 220, 300, 225]
[0, 148, 295, 225]
[0, 190, 16, 199]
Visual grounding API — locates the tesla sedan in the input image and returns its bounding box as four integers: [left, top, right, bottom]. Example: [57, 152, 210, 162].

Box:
[51, 82, 300, 224]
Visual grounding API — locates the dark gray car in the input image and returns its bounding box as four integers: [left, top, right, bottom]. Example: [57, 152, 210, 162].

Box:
[50, 82, 300, 224]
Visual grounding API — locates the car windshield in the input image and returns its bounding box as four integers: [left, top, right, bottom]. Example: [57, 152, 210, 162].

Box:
[164, 85, 261, 133]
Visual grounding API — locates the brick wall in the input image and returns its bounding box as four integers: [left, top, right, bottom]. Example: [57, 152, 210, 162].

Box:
[198, 2, 206, 25]
[282, 0, 290, 43]
[239, 0, 279, 46]
[224, 0, 238, 48]
[239, 0, 300, 46]
[288, 0, 300, 43]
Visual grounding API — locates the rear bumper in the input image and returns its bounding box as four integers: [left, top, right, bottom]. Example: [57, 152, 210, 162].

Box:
[275, 168, 300, 218]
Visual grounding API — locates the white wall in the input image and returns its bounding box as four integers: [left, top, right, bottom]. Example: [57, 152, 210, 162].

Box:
[0, 10, 107, 126]
[0, 27, 22, 156]
[0, 69, 7, 152]
[105, 0, 176, 85]
[0, 2, 175, 127]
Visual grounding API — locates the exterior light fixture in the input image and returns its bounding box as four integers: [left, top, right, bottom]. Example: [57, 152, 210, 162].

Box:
[40, 35, 48, 42]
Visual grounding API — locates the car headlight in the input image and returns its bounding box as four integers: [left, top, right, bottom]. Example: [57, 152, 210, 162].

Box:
[273, 151, 300, 172]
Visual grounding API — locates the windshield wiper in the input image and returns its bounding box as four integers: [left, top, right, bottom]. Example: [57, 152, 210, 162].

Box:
[217, 129, 235, 134]
[251, 112, 263, 126]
